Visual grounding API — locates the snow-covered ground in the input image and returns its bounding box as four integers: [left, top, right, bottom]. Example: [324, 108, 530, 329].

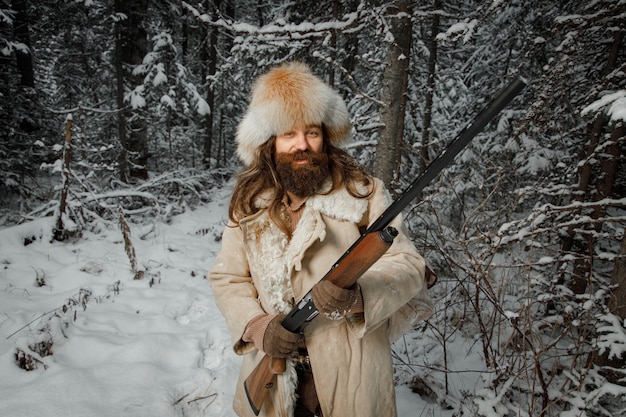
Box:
[0, 182, 458, 417]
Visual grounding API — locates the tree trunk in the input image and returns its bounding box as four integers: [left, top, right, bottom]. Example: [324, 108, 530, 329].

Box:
[114, 0, 149, 182]
[592, 122, 624, 227]
[11, 0, 35, 88]
[594, 228, 626, 383]
[593, 122, 625, 311]
[374, 0, 412, 190]
[420, 1, 440, 174]
[560, 27, 623, 295]
[608, 229, 626, 319]
[328, 0, 339, 87]
[114, 16, 128, 183]
[569, 123, 624, 296]
[339, 2, 359, 101]
[53, 116, 73, 241]
[0, 9, 13, 136]
[202, 0, 218, 169]
[217, 0, 234, 167]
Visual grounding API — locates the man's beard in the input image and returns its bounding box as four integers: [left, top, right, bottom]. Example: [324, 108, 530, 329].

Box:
[275, 150, 330, 197]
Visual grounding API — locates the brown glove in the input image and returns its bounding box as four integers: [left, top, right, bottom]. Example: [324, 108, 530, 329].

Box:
[311, 280, 359, 320]
[262, 314, 300, 358]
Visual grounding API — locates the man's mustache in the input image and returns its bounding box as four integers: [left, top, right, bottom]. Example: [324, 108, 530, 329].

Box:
[290, 150, 324, 165]
[291, 151, 311, 161]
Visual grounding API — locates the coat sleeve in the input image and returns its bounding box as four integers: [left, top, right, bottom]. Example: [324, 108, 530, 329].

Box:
[209, 222, 267, 355]
[346, 178, 433, 338]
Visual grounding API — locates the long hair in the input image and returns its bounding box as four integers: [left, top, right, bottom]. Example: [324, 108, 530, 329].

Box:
[228, 131, 373, 237]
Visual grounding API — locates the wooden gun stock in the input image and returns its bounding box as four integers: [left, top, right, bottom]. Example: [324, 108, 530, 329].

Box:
[242, 355, 281, 416]
[243, 228, 397, 415]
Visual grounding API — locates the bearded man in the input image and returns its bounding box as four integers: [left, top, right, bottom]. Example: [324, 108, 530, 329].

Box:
[210, 62, 433, 417]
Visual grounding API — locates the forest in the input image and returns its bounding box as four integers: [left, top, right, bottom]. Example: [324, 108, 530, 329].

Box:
[1, 0, 625, 416]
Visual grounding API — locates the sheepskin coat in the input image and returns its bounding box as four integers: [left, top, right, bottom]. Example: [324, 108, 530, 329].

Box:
[210, 178, 433, 417]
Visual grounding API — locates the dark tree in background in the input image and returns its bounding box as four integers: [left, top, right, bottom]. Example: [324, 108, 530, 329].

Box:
[373, 0, 412, 192]
[0, 0, 46, 209]
[199, 0, 219, 169]
[114, 0, 149, 182]
[11, 0, 33, 88]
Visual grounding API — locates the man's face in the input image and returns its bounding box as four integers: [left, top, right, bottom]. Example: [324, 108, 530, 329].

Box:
[274, 124, 330, 197]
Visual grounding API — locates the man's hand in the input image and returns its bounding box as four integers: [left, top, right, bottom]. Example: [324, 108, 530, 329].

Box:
[311, 280, 359, 320]
[262, 314, 300, 358]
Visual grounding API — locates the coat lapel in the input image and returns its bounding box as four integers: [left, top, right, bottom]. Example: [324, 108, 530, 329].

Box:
[242, 184, 369, 314]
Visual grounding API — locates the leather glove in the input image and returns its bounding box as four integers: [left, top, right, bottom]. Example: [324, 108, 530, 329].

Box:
[262, 314, 300, 358]
[311, 280, 359, 320]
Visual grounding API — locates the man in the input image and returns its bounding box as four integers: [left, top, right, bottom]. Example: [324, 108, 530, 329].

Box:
[210, 62, 433, 417]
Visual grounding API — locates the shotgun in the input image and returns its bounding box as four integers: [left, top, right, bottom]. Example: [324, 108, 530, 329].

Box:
[244, 76, 527, 415]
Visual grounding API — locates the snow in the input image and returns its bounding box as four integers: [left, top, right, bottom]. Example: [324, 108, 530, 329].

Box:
[0, 183, 440, 417]
[182, 2, 361, 36]
[126, 86, 147, 109]
[581, 90, 626, 122]
[597, 314, 626, 360]
[152, 63, 168, 86]
[436, 19, 478, 43]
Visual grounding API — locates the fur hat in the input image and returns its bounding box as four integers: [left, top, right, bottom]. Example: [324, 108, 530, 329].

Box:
[236, 62, 352, 166]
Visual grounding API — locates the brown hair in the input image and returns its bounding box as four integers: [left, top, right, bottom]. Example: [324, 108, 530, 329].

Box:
[228, 132, 373, 237]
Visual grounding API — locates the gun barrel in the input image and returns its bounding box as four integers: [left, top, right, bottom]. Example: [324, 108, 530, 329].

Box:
[367, 76, 527, 233]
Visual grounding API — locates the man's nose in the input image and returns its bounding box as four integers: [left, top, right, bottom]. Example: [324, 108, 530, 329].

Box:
[293, 132, 309, 150]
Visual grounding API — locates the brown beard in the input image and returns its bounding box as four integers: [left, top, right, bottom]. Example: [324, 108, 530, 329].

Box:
[275, 150, 330, 197]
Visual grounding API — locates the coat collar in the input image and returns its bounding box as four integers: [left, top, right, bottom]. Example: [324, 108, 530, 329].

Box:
[307, 182, 368, 224]
[241, 180, 370, 314]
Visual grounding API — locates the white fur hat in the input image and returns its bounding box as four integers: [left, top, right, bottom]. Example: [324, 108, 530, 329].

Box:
[236, 62, 352, 165]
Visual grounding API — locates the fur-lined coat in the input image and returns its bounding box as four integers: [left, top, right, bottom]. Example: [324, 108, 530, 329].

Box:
[210, 178, 433, 417]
